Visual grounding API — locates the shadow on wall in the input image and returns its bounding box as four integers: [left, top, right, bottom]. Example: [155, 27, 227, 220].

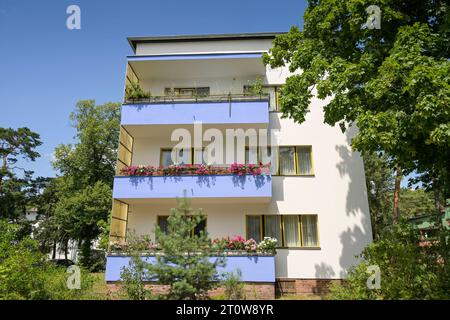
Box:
[315, 124, 373, 280]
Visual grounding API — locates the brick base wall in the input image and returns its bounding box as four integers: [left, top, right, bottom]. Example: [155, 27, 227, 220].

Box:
[107, 282, 275, 300]
[276, 278, 344, 296]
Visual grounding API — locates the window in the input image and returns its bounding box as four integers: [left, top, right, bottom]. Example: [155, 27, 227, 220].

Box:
[157, 216, 207, 237]
[301, 215, 318, 247]
[164, 87, 210, 97]
[263, 146, 314, 176]
[194, 148, 207, 165]
[259, 147, 279, 174]
[160, 149, 174, 166]
[283, 216, 300, 247]
[264, 215, 282, 245]
[279, 147, 296, 175]
[246, 214, 319, 248]
[157, 216, 169, 235]
[116, 127, 134, 175]
[160, 148, 191, 166]
[297, 146, 313, 175]
[110, 200, 128, 241]
[246, 216, 262, 243]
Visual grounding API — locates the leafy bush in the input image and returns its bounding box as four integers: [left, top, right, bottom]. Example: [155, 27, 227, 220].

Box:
[125, 81, 151, 101]
[223, 269, 246, 300]
[120, 254, 153, 300]
[327, 221, 450, 300]
[0, 220, 95, 300]
[245, 77, 264, 96]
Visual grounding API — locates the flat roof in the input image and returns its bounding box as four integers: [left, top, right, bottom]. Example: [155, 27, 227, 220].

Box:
[127, 32, 286, 53]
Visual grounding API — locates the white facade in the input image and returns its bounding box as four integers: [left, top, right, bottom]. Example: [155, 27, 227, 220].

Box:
[113, 34, 373, 280]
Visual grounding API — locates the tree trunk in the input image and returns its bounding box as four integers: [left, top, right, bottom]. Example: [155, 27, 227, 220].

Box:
[64, 240, 69, 260]
[432, 179, 444, 214]
[393, 166, 402, 222]
[52, 241, 57, 259]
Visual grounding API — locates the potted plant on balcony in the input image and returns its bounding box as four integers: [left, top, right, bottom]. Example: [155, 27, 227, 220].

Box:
[125, 81, 151, 102]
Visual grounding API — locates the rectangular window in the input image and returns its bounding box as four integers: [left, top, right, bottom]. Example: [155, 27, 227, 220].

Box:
[301, 215, 318, 247]
[116, 127, 134, 175]
[297, 146, 313, 175]
[263, 146, 314, 176]
[157, 216, 169, 235]
[264, 215, 282, 245]
[259, 147, 279, 174]
[193, 218, 207, 237]
[194, 148, 206, 165]
[164, 87, 210, 97]
[160, 149, 174, 167]
[279, 147, 296, 175]
[246, 214, 319, 248]
[283, 216, 301, 247]
[110, 200, 128, 241]
[246, 216, 262, 242]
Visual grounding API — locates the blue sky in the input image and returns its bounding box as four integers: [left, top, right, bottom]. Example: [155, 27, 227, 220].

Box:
[0, 0, 307, 178]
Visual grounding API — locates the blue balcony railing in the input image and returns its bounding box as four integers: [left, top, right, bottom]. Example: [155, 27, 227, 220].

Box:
[113, 174, 272, 201]
[105, 254, 276, 282]
[121, 96, 269, 126]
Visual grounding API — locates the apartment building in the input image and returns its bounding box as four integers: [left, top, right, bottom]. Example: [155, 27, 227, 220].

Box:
[105, 33, 373, 298]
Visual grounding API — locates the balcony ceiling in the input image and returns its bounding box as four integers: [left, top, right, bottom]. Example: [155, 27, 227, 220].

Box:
[128, 53, 267, 80]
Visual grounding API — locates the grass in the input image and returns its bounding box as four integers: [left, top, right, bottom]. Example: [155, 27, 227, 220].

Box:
[89, 273, 110, 299]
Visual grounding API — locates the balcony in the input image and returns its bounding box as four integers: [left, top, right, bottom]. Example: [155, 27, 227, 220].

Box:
[105, 254, 276, 282]
[121, 95, 269, 135]
[113, 174, 272, 204]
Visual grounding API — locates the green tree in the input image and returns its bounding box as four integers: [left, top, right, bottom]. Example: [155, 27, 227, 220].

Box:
[363, 152, 394, 239]
[0, 127, 42, 221]
[263, 1, 450, 209]
[327, 220, 450, 299]
[120, 253, 154, 300]
[399, 188, 436, 218]
[147, 197, 224, 300]
[52, 100, 120, 269]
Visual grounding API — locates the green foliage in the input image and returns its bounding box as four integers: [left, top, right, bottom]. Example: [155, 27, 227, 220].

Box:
[0, 220, 95, 300]
[0, 127, 42, 221]
[120, 253, 153, 300]
[327, 221, 450, 299]
[245, 77, 264, 96]
[147, 197, 224, 300]
[125, 81, 151, 101]
[400, 188, 436, 218]
[363, 152, 394, 238]
[222, 269, 246, 300]
[264, 1, 450, 197]
[51, 100, 120, 269]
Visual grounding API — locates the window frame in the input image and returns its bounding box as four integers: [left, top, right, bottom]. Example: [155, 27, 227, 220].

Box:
[110, 199, 129, 242]
[245, 214, 320, 249]
[261, 146, 314, 176]
[164, 87, 210, 97]
[116, 126, 134, 175]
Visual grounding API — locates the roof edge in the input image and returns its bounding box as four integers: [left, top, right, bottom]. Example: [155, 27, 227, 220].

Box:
[127, 32, 285, 52]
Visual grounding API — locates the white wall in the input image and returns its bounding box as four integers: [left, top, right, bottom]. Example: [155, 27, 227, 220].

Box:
[136, 39, 274, 56]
